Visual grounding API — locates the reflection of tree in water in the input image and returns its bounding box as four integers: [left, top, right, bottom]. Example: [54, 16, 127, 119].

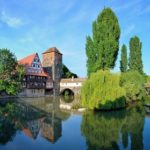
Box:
[81, 104, 145, 150]
[0, 100, 65, 145]
[0, 118, 17, 145]
[121, 105, 145, 150]
[81, 110, 126, 150]
[0, 102, 21, 145]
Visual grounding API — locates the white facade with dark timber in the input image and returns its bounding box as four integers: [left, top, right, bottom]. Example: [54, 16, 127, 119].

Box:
[60, 77, 87, 95]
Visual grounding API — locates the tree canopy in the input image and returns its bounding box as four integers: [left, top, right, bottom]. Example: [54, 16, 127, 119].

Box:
[62, 64, 78, 78]
[120, 44, 127, 72]
[129, 36, 143, 74]
[0, 48, 25, 95]
[86, 7, 120, 76]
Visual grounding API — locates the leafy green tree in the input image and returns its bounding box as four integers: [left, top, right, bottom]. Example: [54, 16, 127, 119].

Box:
[120, 44, 127, 72]
[0, 49, 25, 95]
[129, 36, 143, 74]
[146, 75, 150, 83]
[86, 7, 120, 76]
[0, 48, 17, 79]
[120, 71, 146, 102]
[62, 64, 78, 78]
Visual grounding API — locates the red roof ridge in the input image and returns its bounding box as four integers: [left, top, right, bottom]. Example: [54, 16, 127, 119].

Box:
[18, 53, 37, 66]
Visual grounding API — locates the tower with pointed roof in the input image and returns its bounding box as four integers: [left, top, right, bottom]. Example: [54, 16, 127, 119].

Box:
[42, 47, 62, 95]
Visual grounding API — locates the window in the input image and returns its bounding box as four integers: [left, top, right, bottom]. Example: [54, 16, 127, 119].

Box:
[32, 64, 35, 67]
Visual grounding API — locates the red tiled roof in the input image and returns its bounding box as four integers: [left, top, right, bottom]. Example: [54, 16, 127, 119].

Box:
[18, 53, 37, 66]
[18, 53, 48, 77]
[42, 47, 62, 55]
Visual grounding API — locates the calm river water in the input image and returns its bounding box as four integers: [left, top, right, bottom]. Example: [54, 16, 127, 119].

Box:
[0, 97, 150, 150]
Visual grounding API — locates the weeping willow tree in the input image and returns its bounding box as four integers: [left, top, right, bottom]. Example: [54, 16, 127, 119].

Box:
[81, 70, 126, 110]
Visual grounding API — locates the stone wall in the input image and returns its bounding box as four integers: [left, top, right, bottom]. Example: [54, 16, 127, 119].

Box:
[19, 89, 45, 97]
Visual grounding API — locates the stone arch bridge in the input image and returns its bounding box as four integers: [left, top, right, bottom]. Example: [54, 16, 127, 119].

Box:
[60, 78, 87, 95]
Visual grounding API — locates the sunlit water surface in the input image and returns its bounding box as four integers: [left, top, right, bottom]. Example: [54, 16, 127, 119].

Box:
[0, 97, 150, 150]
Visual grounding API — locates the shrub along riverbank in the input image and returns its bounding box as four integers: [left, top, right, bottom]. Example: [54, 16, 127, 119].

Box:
[81, 70, 146, 111]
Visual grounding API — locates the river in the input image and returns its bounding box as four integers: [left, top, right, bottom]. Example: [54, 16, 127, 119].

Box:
[0, 97, 150, 150]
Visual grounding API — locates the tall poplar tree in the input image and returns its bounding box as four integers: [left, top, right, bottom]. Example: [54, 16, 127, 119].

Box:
[129, 36, 143, 74]
[120, 44, 127, 72]
[86, 7, 120, 76]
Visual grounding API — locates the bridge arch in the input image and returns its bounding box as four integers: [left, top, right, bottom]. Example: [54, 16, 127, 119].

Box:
[60, 88, 74, 96]
[60, 88, 74, 103]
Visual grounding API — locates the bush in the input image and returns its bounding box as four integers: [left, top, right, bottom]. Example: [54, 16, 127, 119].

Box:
[72, 102, 82, 109]
[144, 96, 150, 105]
[120, 71, 146, 103]
[81, 70, 126, 110]
[146, 75, 150, 83]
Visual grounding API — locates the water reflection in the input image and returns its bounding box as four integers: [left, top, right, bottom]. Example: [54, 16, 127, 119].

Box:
[0, 97, 69, 145]
[0, 98, 149, 150]
[81, 105, 145, 150]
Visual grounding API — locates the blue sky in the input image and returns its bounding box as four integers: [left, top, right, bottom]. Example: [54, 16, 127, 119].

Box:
[0, 0, 150, 77]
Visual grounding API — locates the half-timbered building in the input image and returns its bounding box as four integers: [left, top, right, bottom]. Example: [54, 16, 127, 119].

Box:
[18, 53, 49, 97]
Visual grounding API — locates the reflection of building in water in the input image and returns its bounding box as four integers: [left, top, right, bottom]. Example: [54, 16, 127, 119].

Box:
[21, 97, 60, 114]
[17, 101, 62, 143]
[41, 115, 62, 143]
[23, 118, 44, 139]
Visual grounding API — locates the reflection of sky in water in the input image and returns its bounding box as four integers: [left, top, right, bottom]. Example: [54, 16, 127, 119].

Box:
[0, 98, 150, 150]
[0, 115, 86, 150]
[143, 117, 150, 150]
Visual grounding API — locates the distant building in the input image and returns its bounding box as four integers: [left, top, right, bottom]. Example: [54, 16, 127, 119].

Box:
[18, 47, 62, 97]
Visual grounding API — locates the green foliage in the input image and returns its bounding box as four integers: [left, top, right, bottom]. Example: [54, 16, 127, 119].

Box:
[0, 48, 17, 78]
[86, 36, 97, 77]
[144, 96, 150, 105]
[86, 7, 120, 76]
[120, 71, 146, 102]
[81, 70, 126, 110]
[146, 75, 150, 83]
[62, 64, 78, 78]
[0, 49, 25, 95]
[129, 36, 143, 74]
[120, 44, 127, 72]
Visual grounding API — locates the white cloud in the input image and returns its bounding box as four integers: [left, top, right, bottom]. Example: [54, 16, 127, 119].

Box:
[0, 11, 23, 28]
